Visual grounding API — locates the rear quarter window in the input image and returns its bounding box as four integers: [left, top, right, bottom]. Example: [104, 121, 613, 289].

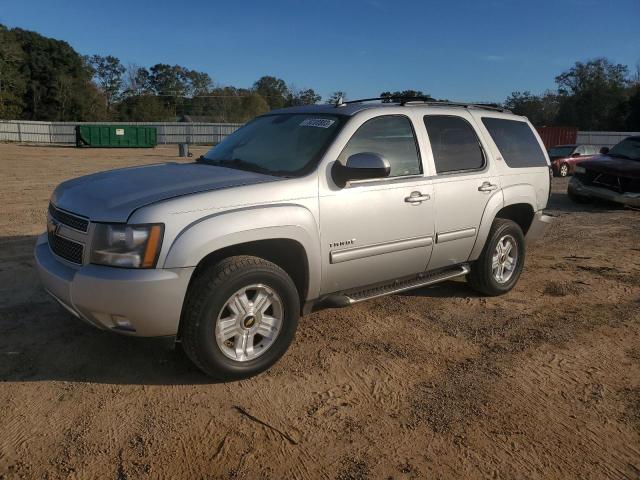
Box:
[481, 117, 547, 168]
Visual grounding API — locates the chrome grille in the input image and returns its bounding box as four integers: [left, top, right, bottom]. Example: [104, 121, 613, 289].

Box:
[48, 232, 84, 264]
[48, 203, 89, 232]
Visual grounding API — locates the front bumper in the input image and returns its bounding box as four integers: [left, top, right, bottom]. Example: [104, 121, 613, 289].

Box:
[525, 211, 553, 244]
[34, 234, 194, 337]
[569, 177, 640, 207]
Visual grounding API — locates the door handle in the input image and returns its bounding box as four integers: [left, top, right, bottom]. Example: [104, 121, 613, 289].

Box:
[405, 191, 431, 204]
[478, 181, 498, 192]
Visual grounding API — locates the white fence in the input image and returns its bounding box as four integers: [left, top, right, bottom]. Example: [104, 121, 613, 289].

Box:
[1, 120, 638, 148]
[0, 120, 243, 145]
[576, 131, 640, 148]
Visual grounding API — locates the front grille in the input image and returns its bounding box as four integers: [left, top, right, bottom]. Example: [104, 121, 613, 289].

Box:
[48, 232, 84, 264]
[576, 170, 640, 194]
[48, 203, 89, 232]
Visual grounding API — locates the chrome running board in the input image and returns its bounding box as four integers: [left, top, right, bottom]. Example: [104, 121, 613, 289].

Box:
[319, 264, 470, 308]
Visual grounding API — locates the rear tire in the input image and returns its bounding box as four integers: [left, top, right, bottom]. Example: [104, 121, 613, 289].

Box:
[181, 255, 300, 380]
[467, 219, 525, 296]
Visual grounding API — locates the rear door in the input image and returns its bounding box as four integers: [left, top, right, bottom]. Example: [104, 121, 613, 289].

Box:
[422, 112, 501, 270]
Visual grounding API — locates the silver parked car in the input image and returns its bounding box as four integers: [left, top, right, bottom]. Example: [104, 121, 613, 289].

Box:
[36, 98, 553, 379]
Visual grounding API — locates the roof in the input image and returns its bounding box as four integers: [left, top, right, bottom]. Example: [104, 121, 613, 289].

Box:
[268, 101, 512, 117]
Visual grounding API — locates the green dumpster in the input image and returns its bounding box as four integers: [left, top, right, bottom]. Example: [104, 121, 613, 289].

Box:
[76, 125, 157, 148]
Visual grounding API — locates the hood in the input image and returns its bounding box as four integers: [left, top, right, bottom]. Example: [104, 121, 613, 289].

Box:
[578, 155, 640, 179]
[51, 162, 280, 222]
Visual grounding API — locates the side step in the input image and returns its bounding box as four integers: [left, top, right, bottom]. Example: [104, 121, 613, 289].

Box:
[320, 264, 470, 308]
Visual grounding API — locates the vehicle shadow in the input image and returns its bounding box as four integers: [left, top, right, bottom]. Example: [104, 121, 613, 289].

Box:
[398, 279, 482, 299]
[0, 234, 213, 385]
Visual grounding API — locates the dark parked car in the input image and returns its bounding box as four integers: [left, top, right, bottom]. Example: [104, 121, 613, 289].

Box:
[548, 144, 600, 177]
[568, 136, 640, 207]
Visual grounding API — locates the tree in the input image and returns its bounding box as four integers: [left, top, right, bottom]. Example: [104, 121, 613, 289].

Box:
[286, 87, 321, 106]
[187, 70, 213, 96]
[504, 90, 559, 126]
[554, 58, 629, 130]
[87, 55, 125, 110]
[326, 91, 347, 104]
[253, 76, 289, 109]
[0, 25, 26, 118]
[116, 94, 173, 121]
[148, 64, 190, 97]
[380, 90, 431, 102]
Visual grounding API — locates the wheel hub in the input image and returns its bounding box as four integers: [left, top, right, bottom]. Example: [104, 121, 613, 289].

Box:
[243, 315, 256, 329]
[492, 234, 518, 284]
[214, 284, 284, 362]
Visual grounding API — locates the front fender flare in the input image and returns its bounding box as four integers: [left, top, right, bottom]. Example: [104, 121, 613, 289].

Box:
[163, 205, 321, 301]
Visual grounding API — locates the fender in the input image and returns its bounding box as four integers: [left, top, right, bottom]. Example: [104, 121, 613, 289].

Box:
[163, 204, 322, 301]
[468, 184, 537, 261]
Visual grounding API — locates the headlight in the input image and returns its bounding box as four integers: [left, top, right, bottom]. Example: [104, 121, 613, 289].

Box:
[575, 166, 586, 174]
[91, 223, 164, 268]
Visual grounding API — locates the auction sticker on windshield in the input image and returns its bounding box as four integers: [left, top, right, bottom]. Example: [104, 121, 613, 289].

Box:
[300, 118, 335, 128]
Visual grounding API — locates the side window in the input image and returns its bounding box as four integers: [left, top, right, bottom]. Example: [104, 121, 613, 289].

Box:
[423, 115, 485, 174]
[338, 115, 421, 177]
[575, 146, 585, 155]
[481, 117, 547, 168]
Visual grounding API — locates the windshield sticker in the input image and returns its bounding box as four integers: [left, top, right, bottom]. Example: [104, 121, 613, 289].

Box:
[300, 118, 335, 128]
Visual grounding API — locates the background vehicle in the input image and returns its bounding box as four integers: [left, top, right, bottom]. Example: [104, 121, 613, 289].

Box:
[548, 144, 600, 177]
[568, 136, 640, 207]
[36, 98, 552, 379]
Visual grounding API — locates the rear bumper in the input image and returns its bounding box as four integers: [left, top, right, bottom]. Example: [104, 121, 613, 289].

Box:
[525, 211, 553, 244]
[569, 177, 640, 207]
[34, 234, 194, 336]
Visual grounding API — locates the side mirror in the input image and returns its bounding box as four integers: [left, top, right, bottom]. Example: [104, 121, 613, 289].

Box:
[571, 152, 581, 157]
[600, 147, 609, 154]
[331, 152, 391, 187]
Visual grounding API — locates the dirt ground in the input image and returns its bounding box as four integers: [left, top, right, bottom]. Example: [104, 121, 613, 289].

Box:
[0, 142, 639, 479]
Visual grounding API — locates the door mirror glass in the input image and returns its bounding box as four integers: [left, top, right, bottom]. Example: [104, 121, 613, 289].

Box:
[332, 152, 391, 187]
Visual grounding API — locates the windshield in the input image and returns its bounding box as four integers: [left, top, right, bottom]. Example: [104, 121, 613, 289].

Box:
[547, 146, 574, 158]
[202, 113, 346, 176]
[607, 137, 640, 161]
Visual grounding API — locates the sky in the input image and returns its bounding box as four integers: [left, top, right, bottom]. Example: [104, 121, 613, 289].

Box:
[1, 0, 638, 102]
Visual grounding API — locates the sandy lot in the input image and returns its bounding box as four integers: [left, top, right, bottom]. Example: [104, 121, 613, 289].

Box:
[0, 142, 639, 479]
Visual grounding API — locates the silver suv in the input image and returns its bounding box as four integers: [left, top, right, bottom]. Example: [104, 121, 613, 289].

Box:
[36, 99, 553, 379]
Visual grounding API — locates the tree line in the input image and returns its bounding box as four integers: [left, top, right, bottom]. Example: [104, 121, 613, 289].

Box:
[0, 24, 638, 129]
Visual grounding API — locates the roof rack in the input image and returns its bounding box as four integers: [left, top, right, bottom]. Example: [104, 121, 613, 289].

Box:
[335, 96, 509, 113]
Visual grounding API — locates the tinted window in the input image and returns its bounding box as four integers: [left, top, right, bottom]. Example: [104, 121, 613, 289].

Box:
[424, 115, 485, 173]
[481, 117, 547, 168]
[338, 115, 421, 177]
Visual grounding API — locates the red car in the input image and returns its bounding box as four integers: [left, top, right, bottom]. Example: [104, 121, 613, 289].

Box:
[548, 144, 601, 177]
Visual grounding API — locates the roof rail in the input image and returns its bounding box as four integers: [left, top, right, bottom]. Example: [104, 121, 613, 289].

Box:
[338, 96, 509, 113]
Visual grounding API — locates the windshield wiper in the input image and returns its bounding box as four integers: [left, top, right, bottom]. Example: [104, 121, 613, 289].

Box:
[197, 157, 291, 177]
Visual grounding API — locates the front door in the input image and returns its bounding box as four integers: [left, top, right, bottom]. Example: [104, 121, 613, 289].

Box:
[319, 114, 435, 294]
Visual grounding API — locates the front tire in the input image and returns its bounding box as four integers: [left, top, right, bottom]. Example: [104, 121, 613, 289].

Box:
[181, 255, 300, 380]
[467, 219, 525, 296]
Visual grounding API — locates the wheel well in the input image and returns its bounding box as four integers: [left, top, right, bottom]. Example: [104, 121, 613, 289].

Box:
[188, 238, 309, 307]
[495, 203, 535, 234]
